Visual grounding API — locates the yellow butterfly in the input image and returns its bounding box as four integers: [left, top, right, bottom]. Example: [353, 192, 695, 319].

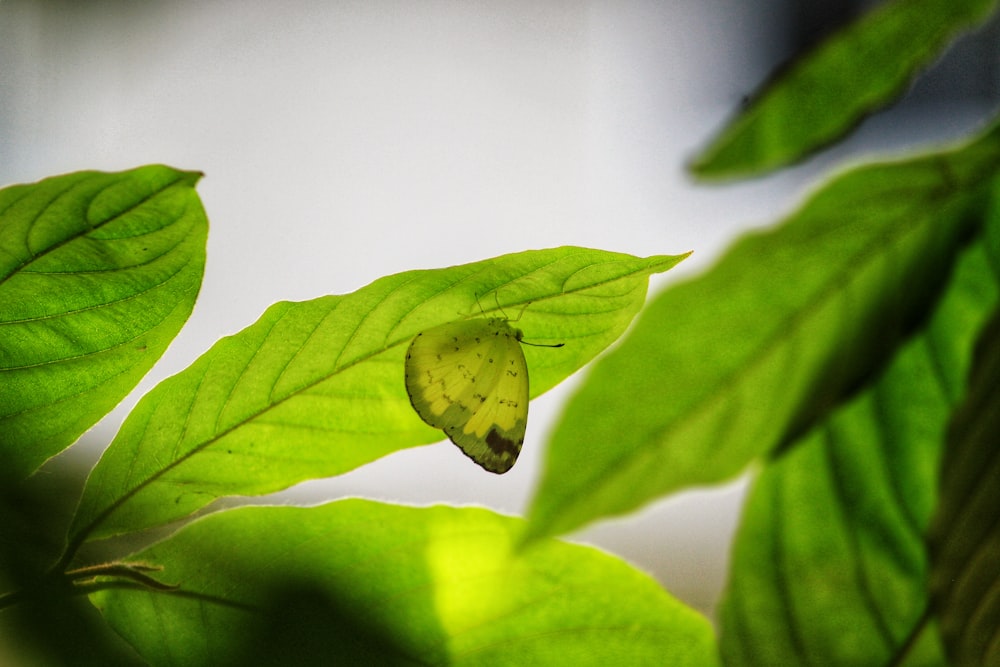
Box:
[404, 316, 561, 474]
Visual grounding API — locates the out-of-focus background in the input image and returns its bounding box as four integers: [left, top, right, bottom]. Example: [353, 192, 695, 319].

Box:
[1, 0, 997, 621]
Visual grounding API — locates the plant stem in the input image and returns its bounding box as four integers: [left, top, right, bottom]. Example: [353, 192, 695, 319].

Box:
[0, 562, 174, 611]
[66, 562, 175, 591]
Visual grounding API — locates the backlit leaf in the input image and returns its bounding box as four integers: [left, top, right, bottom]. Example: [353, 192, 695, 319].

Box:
[691, 0, 999, 179]
[719, 232, 998, 665]
[527, 120, 1000, 541]
[0, 166, 206, 480]
[90, 501, 717, 666]
[67, 247, 686, 549]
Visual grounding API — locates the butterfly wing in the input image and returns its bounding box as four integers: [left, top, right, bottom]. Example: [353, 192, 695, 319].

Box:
[405, 318, 528, 474]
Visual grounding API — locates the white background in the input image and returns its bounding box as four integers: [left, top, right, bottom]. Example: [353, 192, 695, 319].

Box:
[2, 0, 996, 617]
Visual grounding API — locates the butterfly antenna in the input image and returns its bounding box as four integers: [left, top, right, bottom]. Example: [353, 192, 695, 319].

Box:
[521, 339, 565, 348]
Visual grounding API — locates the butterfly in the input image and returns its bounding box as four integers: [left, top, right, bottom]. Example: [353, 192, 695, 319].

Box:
[404, 315, 561, 474]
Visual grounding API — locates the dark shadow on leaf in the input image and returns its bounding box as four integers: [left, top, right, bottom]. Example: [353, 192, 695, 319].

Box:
[225, 579, 429, 667]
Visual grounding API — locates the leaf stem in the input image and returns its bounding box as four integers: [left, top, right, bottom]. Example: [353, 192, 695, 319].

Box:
[65, 561, 175, 591]
[0, 561, 175, 611]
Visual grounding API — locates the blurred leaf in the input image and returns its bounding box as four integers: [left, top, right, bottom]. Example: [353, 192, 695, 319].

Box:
[690, 0, 999, 180]
[66, 247, 686, 549]
[718, 231, 999, 665]
[527, 119, 1000, 542]
[0, 166, 207, 481]
[90, 500, 717, 667]
[928, 309, 1000, 665]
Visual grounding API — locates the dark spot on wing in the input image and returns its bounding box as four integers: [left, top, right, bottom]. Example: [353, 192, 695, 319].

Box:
[486, 428, 522, 457]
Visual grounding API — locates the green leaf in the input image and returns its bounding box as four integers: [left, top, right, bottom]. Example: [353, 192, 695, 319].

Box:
[67, 247, 686, 549]
[0, 166, 207, 481]
[526, 119, 1000, 542]
[926, 185, 1000, 666]
[89, 500, 717, 666]
[690, 0, 1000, 180]
[719, 232, 999, 665]
[928, 309, 1000, 666]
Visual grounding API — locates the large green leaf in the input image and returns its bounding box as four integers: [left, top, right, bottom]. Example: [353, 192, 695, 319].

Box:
[719, 232, 999, 665]
[691, 0, 999, 180]
[526, 120, 1000, 542]
[928, 309, 1000, 666]
[66, 247, 685, 550]
[89, 500, 717, 666]
[0, 166, 206, 481]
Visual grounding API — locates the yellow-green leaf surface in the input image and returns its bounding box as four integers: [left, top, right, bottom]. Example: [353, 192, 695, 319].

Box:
[719, 230, 999, 665]
[67, 247, 686, 550]
[928, 307, 1000, 666]
[0, 166, 206, 481]
[691, 0, 1000, 180]
[527, 120, 1000, 542]
[90, 501, 717, 666]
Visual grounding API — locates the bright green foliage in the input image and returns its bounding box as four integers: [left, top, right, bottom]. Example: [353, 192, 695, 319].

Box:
[66, 247, 685, 547]
[719, 234, 999, 665]
[3, 2, 1000, 664]
[928, 308, 1000, 666]
[526, 120, 1000, 542]
[91, 500, 718, 667]
[691, 0, 1000, 179]
[0, 166, 206, 480]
